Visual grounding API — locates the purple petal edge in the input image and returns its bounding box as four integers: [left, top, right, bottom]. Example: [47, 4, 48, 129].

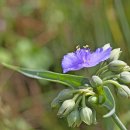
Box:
[62, 44, 112, 73]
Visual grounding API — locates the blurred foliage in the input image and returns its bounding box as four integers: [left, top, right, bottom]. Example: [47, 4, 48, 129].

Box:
[0, 0, 130, 130]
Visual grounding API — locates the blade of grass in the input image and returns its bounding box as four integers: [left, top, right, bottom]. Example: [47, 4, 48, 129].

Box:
[2, 63, 89, 88]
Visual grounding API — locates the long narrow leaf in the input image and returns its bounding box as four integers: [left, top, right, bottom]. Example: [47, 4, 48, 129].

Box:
[102, 86, 116, 118]
[2, 63, 89, 88]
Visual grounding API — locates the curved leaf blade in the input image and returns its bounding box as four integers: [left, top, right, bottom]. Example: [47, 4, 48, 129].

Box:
[2, 63, 89, 88]
[102, 86, 116, 118]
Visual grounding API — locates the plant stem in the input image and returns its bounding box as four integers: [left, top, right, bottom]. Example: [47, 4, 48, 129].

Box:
[75, 96, 82, 108]
[96, 65, 108, 75]
[103, 75, 119, 80]
[73, 94, 80, 101]
[112, 113, 127, 130]
[82, 95, 86, 107]
[103, 80, 121, 88]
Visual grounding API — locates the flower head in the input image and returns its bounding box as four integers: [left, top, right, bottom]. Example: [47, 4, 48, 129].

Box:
[109, 48, 122, 62]
[80, 106, 93, 125]
[117, 85, 130, 98]
[57, 99, 75, 117]
[62, 44, 112, 73]
[67, 109, 81, 127]
[108, 60, 127, 73]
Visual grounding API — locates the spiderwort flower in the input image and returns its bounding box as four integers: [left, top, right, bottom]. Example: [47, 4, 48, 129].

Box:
[62, 44, 112, 73]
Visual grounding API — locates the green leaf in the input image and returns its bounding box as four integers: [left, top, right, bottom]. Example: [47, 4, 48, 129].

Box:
[102, 86, 116, 118]
[2, 63, 89, 88]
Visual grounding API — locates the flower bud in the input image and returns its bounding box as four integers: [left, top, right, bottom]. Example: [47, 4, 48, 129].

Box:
[51, 97, 60, 108]
[117, 85, 130, 98]
[90, 76, 103, 88]
[109, 48, 122, 62]
[98, 95, 105, 104]
[92, 109, 97, 124]
[51, 89, 73, 108]
[103, 43, 111, 50]
[123, 65, 130, 71]
[56, 89, 74, 101]
[88, 96, 98, 104]
[67, 109, 81, 127]
[57, 99, 75, 117]
[80, 106, 93, 125]
[108, 60, 127, 73]
[119, 71, 130, 84]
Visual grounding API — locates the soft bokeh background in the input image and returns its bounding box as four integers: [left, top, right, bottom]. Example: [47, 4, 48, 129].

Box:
[0, 0, 130, 130]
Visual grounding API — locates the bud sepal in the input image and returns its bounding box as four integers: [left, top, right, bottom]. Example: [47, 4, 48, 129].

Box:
[119, 71, 130, 84]
[108, 60, 127, 73]
[109, 48, 122, 62]
[67, 108, 81, 127]
[90, 76, 103, 88]
[117, 85, 130, 98]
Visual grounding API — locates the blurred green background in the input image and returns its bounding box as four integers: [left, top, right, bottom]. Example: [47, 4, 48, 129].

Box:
[0, 0, 130, 130]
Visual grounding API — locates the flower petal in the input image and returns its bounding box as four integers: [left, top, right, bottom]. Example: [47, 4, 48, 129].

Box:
[84, 47, 112, 67]
[62, 49, 88, 73]
[62, 44, 112, 73]
[102, 43, 111, 50]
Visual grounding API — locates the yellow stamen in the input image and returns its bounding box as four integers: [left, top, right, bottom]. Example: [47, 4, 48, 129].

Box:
[83, 44, 89, 48]
[76, 45, 80, 50]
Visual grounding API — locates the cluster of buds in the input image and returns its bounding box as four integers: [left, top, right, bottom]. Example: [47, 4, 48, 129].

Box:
[51, 47, 130, 128]
[95, 48, 130, 98]
[51, 88, 98, 127]
[106, 48, 130, 98]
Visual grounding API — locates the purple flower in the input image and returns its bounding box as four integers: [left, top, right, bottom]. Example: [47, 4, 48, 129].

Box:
[62, 44, 112, 73]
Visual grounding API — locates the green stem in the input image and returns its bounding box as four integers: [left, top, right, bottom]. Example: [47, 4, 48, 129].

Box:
[103, 75, 119, 80]
[103, 80, 121, 88]
[82, 95, 86, 107]
[100, 69, 109, 75]
[96, 65, 108, 75]
[73, 94, 80, 101]
[84, 92, 95, 96]
[72, 88, 95, 95]
[100, 61, 107, 68]
[112, 113, 127, 130]
[75, 96, 82, 108]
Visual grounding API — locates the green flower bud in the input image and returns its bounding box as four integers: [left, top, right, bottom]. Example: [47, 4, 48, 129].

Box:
[56, 89, 74, 101]
[57, 99, 75, 117]
[123, 65, 130, 71]
[98, 95, 105, 104]
[51, 97, 60, 108]
[119, 71, 130, 84]
[88, 96, 98, 104]
[90, 76, 103, 88]
[92, 109, 97, 124]
[80, 106, 93, 125]
[67, 109, 81, 127]
[108, 60, 127, 73]
[109, 48, 122, 62]
[117, 85, 130, 98]
[51, 89, 73, 108]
